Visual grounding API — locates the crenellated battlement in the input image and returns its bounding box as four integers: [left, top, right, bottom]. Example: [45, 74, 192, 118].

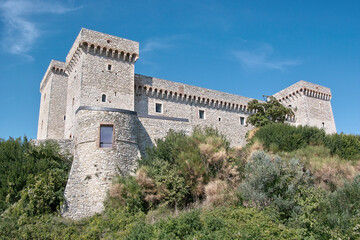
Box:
[135, 84, 254, 113]
[40, 60, 66, 92]
[65, 28, 139, 73]
[274, 80, 332, 103]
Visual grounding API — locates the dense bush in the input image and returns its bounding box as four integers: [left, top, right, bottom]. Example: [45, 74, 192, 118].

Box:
[320, 175, 360, 238]
[118, 127, 245, 211]
[0, 137, 71, 214]
[238, 151, 312, 219]
[252, 123, 325, 152]
[252, 123, 360, 160]
[325, 133, 360, 160]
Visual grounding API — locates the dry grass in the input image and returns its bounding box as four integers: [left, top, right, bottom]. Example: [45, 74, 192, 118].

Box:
[247, 127, 259, 141]
[109, 183, 123, 200]
[204, 179, 229, 206]
[278, 145, 360, 190]
[247, 139, 264, 156]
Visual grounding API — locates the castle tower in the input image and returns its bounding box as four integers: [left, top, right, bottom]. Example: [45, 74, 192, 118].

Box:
[37, 60, 68, 139]
[273, 80, 336, 134]
[61, 29, 141, 219]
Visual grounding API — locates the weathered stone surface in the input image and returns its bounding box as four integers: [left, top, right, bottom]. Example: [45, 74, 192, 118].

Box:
[36, 28, 337, 219]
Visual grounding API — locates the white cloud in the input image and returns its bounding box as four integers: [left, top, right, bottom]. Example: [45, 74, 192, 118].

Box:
[233, 43, 300, 71]
[0, 0, 78, 57]
[142, 39, 172, 53]
[141, 35, 186, 54]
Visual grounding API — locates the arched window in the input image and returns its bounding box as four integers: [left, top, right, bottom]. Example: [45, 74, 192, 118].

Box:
[102, 94, 106, 102]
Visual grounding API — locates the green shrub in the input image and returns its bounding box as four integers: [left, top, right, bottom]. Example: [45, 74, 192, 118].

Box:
[324, 133, 360, 160]
[107, 175, 146, 213]
[136, 127, 243, 209]
[252, 123, 326, 152]
[320, 175, 360, 238]
[253, 123, 360, 160]
[0, 137, 71, 214]
[238, 151, 313, 219]
[126, 206, 301, 239]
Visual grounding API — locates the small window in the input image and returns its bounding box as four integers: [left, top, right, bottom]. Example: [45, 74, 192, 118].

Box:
[322, 122, 325, 128]
[218, 117, 221, 122]
[108, 64, 112, 70]
[72, 98, 75, 106]
[100, 125, 113, 148]
[240, 117, 245, 125]
[155, 103, 162, 113]
[199, 110, 205, 119]
[102, 94, 106, 102]
[64, 116, 66, 121]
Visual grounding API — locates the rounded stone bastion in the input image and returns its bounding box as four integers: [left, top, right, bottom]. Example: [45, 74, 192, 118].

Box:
[62, 106, 140, 220]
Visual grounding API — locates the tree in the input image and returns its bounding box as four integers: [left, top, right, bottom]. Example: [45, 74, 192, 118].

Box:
[246, 96, 294, 127]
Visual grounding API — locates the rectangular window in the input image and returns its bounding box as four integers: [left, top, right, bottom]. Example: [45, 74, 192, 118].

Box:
[199, 110, 205, 119]
[108, 64, 112, 70]
[155, 103, 162, 113]
[100, 125, 113, 148]
[240, 117, 245, 125]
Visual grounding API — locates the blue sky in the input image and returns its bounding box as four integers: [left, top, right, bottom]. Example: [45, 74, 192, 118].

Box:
[0, 0, 359, 139]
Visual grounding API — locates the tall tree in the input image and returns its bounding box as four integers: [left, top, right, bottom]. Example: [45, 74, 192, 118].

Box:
[247, 96, 294, 127]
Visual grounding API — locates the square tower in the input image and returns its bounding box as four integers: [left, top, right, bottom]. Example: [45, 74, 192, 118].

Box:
[63, 28, 139, 139]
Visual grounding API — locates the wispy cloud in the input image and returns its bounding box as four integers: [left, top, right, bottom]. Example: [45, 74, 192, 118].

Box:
[141, 35, 185, 54]
[142, 39, 172, 53]
[233, 43, 300, 71]
[0, 0, 79, 58]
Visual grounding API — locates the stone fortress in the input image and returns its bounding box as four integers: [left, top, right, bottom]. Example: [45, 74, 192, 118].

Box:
[36, 28, 336, 219]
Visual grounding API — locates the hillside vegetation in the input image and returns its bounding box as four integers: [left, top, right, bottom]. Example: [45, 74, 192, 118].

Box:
[1, 125, 360, 239]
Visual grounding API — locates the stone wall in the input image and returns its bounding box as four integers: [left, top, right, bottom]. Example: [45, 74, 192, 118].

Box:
[135, 74, 254, 147]
[80, 50, 136, 111]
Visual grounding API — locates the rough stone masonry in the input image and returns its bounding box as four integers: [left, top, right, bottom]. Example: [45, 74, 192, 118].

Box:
[36, 28, 336, 219]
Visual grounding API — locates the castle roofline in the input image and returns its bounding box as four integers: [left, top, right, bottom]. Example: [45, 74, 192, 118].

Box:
[273, 80, 332, 102]
[40, 60, 66, 92]
[135, 73, 263, 106]
[65, 28, 139, 70]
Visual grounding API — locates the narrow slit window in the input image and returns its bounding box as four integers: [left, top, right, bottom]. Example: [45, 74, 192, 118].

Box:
[155, 103, 162, 113]
[240, 117, 245, 125]
[108, 64, 112, 70]
[218, 117, 221, 122]
[100, 125, 113, 148]
[199, 110, 205, 119]
[102, 94, 106, 102]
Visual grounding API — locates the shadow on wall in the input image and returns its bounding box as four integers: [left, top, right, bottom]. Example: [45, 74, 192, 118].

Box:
[136, 117, 153, 158]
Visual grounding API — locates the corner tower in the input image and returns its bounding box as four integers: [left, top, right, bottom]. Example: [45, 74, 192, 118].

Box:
[62, 29, 141, 219]
[37, 60, 68, 139]
[273, 80, 336, 134]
